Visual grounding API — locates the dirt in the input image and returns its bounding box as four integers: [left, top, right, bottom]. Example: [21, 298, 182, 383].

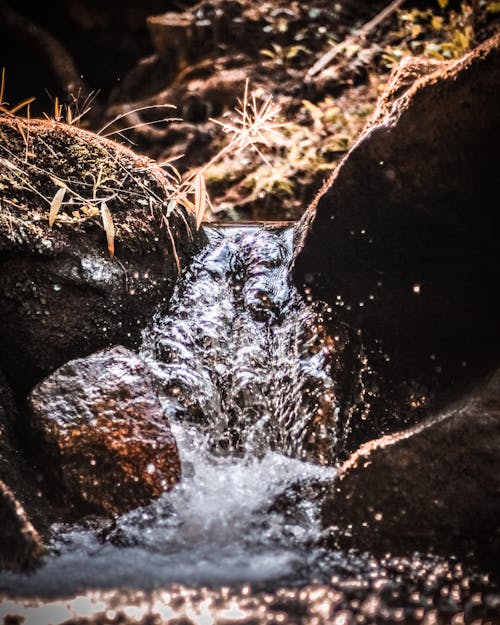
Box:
[1, 0, 499, 222]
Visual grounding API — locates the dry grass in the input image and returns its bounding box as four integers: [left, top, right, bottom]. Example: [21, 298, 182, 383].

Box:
[0, 75, 283, 265]
[162, 79, 283, 228]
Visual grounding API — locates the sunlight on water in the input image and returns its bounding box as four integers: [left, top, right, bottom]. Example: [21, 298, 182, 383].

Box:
[141, 226, 339, 463]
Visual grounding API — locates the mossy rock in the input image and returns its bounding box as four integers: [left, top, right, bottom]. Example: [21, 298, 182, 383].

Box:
[0, 115, 207, 394]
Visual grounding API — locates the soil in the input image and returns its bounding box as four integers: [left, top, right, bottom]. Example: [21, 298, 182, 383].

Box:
[1, 0, 499, 222]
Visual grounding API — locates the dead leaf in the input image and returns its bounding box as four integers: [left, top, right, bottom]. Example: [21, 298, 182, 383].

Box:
[101, 201, 115, 258]
[194, 172, 206, 230]
[49, 187, 66, 228]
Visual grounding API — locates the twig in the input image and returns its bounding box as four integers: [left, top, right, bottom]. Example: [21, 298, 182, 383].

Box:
[306, 0, 405, 78]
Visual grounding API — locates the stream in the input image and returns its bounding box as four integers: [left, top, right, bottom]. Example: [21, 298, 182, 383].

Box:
[0, 225, 499, 624]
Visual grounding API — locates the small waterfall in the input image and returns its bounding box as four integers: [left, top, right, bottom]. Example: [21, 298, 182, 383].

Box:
[0, 225, 340, 594]
[141, 225, 339, 464]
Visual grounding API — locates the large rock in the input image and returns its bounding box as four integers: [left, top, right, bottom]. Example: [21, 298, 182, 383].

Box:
[29, 346, 181, 516]
[293, 34, 500, 453]
[0, 115, 206, 395]
[322, 367, 500, 555]
[0, 479, 45, 571]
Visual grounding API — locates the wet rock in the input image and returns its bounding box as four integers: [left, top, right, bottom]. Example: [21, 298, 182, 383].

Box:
[293, 34, 500, 452]
[0, 115, 207, 395]
[322, 367, 500, 555]
[29, 346, 181, 516]
[0, 478, 45, 571]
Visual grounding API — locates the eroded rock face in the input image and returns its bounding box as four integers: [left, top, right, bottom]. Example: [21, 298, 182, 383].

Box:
[0, 479, 45, 571]
[29, 346, 181, 516]
[0, 115, 207, 395]
[293, 34, 500, 453]
[322, 368, 500, 555]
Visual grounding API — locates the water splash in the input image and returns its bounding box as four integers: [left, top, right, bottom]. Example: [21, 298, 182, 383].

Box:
[141, 226, 339, 464]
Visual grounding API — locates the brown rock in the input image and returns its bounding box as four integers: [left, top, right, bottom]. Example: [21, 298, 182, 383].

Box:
[0, 115, 206, 394]
[29, 346, 181, 516]
[0, 479, 45, 571]
[293, 34, 500, 452]
[147, 12, 199, 69]
[322, 367, 500, 555]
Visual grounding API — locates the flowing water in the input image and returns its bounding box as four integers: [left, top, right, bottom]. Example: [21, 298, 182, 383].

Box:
[0, 225, 499, 623]
[0, 225, 339, 594]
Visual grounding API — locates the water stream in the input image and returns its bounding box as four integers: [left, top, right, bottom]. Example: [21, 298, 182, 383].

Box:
[0, 225, 499, 623]
[0, 225, 340, 595]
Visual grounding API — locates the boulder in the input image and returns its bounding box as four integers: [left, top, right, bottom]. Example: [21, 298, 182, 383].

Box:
[29, 346, 181, 516]
[0, 479, 45, 571]
[293, 34, 500, 453]
[322, 367, 500, 555]
[0, 115, 206, 395]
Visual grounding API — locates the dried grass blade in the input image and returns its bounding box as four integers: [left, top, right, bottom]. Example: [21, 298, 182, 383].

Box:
[49, 176, 69, 189]
[9, 97, 36, 115]
[0, 68, 5, 105]
[49, 187, 66, 228]
[194, 172, 206, 229]
[179, 196, 196, 213]
[101, 201, 115, 258]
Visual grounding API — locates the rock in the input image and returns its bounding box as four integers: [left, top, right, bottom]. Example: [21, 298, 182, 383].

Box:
[0, 369, 56, 533]
[0, 369, 18, 458]
[147, 2, 257, 67]
[0, 479, 45, 571]
[322, 367, 500, 555]
[293, 34, 500, 453]
[147, 12, 204, 70]
[29, 346, 181, 516]
[0, 115, 206, 395]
